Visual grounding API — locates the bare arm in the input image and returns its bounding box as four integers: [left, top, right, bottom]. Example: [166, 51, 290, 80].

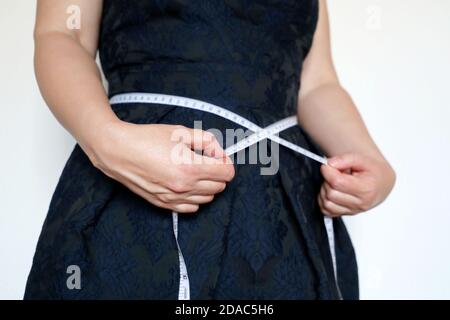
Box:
[35, 0, 234, 213]
[299, 0, 383, 160]
[34, 0, 116, 160]
[298, 0, 396, 216]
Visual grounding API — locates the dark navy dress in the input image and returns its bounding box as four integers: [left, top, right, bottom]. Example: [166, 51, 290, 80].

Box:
[25, 0, 358, 299]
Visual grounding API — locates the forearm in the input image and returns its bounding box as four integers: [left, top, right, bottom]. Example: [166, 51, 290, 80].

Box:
[34, 31, 118, 159]
[298, 83, 385, 162]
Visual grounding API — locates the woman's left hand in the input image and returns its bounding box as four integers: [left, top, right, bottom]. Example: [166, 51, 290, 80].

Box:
[318, 153, 396, 217]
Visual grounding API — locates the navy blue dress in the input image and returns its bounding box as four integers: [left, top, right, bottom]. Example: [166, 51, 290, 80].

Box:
[24, 0, 358, 299]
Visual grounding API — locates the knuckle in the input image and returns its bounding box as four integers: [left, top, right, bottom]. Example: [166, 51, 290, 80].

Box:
[161, 203, 174, 211]
[323, 199, 333, 210]
[158, 194, 169, 203]
[219, 183, 226, 192]
[326, 189, 338, 202]
[330, 177, 343, 190]
[159, 193, 175, 203]
[174, 124, 187, 132]
[173, 204, 186, 213]
[204, 131, 216, 142]
[169, 180, 190, 193]
[347, 153, 358, 164]
[179, 163, 198, 175]
[320, 186, 326, 198]
[357, 200, 370, 212]
[90, 157, 102, 170]
[150, 198, 171, 211]
[171, 125, 188, 141]
[225, 165, 235, 182]
[348, 153, 356, 161]
[176, 204, 199, 214]
[141, 180, 157, 194]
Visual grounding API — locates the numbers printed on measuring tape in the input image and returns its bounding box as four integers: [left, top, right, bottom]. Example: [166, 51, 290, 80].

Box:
[109, 92, 328, 165]
[110, 92, 342, 300]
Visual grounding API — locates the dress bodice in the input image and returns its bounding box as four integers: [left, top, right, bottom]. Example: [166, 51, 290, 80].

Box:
[99, 0, 319, 120]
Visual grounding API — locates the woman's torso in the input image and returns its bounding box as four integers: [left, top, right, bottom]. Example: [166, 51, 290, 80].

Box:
[99, 0, 319, 123]
[24, 0, 359, 300]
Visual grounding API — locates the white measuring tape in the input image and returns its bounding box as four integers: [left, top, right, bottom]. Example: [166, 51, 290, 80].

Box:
[110, 92, 340, 299]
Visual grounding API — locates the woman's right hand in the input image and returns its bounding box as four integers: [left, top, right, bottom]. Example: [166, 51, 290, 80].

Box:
[34, 1, 234, 214]
[86, 120, 235, 213]
[33, 0, 234, 214]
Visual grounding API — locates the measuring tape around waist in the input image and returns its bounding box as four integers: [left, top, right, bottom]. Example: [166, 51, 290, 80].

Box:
[109, 92, 341, 300]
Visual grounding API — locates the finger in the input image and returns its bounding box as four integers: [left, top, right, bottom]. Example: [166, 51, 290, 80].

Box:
[327, 153, 370, 172]
[185, 195, 215, 204]
[191, 149, 232, 165]
[123, 179, 201, 214]
[202, 133, 226, 159]
[159, 193, 215, 205]
[318, 193, 333, 217]
[190, 155, 235, 182]
[192, 180, 227, 195]
[173, 203, 200, 214]
[323, 181, 362, 210]
[319, 186, 339, 217]
[158, 180, 226, 203]
[320, 164, 364, 195]
[125, 181, 173, 210]
[320, 193, 352, 216]
[188, 129, 226, 158]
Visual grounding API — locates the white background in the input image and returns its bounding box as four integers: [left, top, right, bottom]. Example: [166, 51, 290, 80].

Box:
[1, 0, 449, 299]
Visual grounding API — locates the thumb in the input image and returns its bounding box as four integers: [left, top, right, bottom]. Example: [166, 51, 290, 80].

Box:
[327, 153, 368, 172]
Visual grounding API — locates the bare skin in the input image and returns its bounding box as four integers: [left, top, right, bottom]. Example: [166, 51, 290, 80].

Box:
[34, 0, 395, 216]
[34, 0, 234, 214]
[299, 1, 396, 216]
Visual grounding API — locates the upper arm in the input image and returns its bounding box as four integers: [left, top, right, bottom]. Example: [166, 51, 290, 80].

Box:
[299, 0, 339, 98]
[34, 0, 103, 57]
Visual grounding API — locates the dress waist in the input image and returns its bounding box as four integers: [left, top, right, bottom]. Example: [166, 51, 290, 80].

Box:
[105, 64, 300, 120]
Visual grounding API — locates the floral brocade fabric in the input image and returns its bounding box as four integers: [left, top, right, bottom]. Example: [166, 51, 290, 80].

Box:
[24, 0, 358, 299]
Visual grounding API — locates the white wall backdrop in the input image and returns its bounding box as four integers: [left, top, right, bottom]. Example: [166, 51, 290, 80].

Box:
[1, 0, 449, 299]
